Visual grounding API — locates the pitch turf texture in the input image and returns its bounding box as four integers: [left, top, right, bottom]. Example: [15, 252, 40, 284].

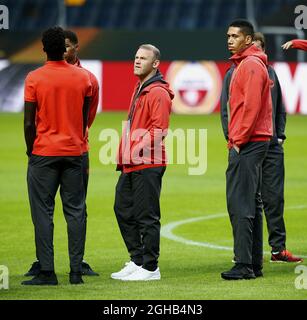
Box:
[0, 112, 306, 300]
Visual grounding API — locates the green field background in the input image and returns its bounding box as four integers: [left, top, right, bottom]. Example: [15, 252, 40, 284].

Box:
[0, 112, 306, 300]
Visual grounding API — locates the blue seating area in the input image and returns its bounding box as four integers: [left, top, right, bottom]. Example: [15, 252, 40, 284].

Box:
[2, 0, 299, 30]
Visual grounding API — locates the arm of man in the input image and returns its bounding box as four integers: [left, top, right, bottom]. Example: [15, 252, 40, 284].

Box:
[149, 87, 171, 140]
[83, 97, 91, 137]
[87, 73, 99, 128]
[220, 68, 234, 141]
[271, 68, 286, 142]
[24, 101, 37, 156]
[132, 87, 171, 161]
[282, 39, 307, 51]
[232, 60, 267, 148]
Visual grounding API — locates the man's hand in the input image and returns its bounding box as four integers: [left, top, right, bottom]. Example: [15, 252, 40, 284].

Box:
[278, 138, 284, 145]
[281, 41, 293, 50]
[233, 144, 240, 154]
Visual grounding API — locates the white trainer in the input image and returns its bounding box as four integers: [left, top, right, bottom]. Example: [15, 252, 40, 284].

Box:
[111, 261, 141, 280]
[121, 267, 161, 281]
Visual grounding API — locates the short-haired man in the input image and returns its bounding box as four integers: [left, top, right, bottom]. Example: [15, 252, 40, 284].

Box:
[111, 44, 174, 281]
[22, 26, 92, 285]
[221, 20, 273, 280]
[221, 32, 302, 264]
[24, 29, 100, 278]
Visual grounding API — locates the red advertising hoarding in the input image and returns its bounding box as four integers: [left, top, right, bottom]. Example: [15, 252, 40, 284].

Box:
[1, 60, 307, 114]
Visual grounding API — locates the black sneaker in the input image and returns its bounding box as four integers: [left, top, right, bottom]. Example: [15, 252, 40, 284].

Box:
[221, 263, 256, 280]
[24, 261, 41, 277]
[81, 261, 99, 276]
[21, 272, 58, 286]
[253, 265, 263, 278]
[69, 272, 84, 285]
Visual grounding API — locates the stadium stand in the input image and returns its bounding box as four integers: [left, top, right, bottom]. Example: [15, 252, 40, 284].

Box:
[1, 0, 301, 30]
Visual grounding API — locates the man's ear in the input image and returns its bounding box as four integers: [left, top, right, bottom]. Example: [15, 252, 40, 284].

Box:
[153, 59, 160, 69]
[75, 43, 80, 53]
[246, 35, 253, 45]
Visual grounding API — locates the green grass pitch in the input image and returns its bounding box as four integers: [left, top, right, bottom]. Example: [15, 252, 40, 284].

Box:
[0, 112, 306, 300]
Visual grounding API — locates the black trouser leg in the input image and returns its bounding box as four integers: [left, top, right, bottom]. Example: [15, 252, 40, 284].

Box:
[252, 190, 264, 267]
[59, 156, 86, 273]
[261, 144, 286, 252]
[82, 152, 89, 251]
[226, 142, 268, 265]
[27, 155, 60, 271]
[114, 171, 144, 266]
[133, 167, 165, 271]
[114, 167, 165, 270]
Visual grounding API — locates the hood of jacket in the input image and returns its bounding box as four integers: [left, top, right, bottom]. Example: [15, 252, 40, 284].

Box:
[134, 69, 174, 100]
[230, 44, 268, 66]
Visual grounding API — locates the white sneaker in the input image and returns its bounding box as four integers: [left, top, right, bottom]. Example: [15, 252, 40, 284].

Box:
[111, 261, 141, 280]
[121, 267, 161, 281]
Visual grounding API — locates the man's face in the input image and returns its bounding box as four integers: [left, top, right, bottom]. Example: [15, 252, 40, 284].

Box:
[227, 26, 252, 54]
[64, 38, 78, 64]
[134, 48, 158, 78]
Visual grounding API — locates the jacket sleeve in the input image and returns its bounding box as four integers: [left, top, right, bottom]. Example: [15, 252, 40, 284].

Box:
[134, 87, 171, 155]
[232, 60, 267, 147]
[220, 68, 233, 141]
[88, 73, 99, 128]
[270, 68, 286, 140]
[292, 39, 307, 51]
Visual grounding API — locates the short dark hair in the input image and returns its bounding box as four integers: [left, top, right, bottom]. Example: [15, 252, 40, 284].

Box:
[42, 26, 66, 59]
[229, 19, 255, 38]
[254, 32, 266, 50]
[63, 30, 79, 45]
[138, 44, 161, 60]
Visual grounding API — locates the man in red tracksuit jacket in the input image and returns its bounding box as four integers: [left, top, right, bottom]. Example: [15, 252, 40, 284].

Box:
[221, 20, 273, 280]
[281, 39, 307, 51]
[111, 44, 174, 281]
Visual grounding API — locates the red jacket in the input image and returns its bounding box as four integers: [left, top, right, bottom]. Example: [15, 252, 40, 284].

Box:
[117, 71, 174, 173]
[228, 44, 273, 149]
[292, 39, 307, 51]
[74, 59, 99, 153]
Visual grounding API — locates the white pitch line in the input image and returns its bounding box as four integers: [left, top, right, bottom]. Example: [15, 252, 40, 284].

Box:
[161, 206, 307, 258]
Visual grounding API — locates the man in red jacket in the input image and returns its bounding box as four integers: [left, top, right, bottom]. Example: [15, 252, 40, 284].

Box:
[111, 44, 174, 281]
[281, 39, 307, 51]
[221, 20, 273, 280]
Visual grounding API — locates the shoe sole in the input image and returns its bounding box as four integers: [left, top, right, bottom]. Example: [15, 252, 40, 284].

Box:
[111, 274, 130, 280]
[111, 270, 141, 280]
[270, 260, 303, 263]
[221, 274, 256, 280]
[121, 276, 161, 281]
[21, 281, 58, 285]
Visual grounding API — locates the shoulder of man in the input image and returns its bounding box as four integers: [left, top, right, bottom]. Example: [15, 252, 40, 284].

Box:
[240, 56, 268, 76]
[146, 86, 172, 105]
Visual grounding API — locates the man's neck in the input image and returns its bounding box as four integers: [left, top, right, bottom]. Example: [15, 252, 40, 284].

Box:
[47, 57, 64, 61]
[72, 56, 78, 65]
[139, 70, 157, 86]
